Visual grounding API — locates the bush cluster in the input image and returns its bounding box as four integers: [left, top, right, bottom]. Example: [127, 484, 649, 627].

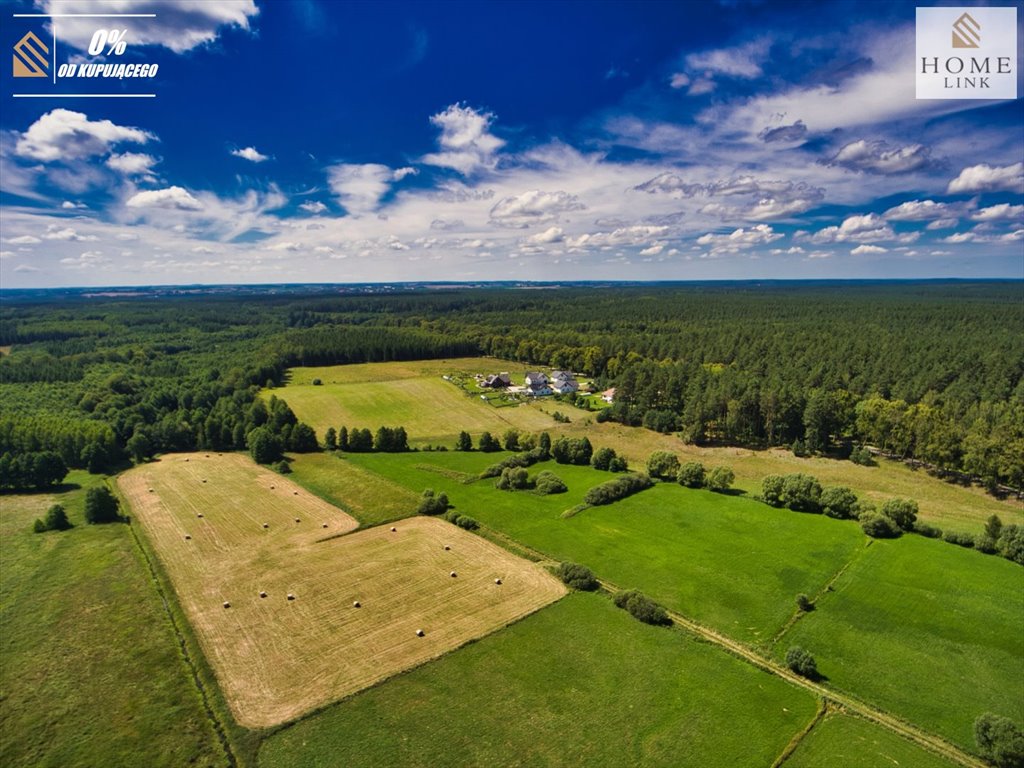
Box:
[646, 451, 680, 480]
[556, 562, 599, 591]
[534, 471, 567, 495]
[495, 467, 531, 491]
[32, 503, 72, 534]
[416, 489, 449, 516]
[591, 446, 627, 472]
[613, 589, 671, 625]
[84, 486, 121, 524]
[552, 436, 593, 465]
[442, 509, 478, 530]
[785, 646, 819, 679]
[480, 448, 546, 479]
[584, 473, 654, 506]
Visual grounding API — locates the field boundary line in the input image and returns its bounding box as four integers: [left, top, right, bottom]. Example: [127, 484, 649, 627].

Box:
[592, 576, 986, 768]
[123, 511, 239, 768]
[770, 698, 829, 768]
[769, 541, 870, 648]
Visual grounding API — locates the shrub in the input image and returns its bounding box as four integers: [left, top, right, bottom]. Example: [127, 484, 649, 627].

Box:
[324, 427, 337, 451]
[502, 429, 520, 451]
[796, 593, 814, 612]
[44, 503, 71, 531]
[781, 474, 823, 512]
[534, 471, 567, 495]
[861, 513, 901, 539]
[584, 473, 654, 506]
[646, 451, 680, 480]
[974, 713, 1024, 768]
[608, 456, 629, 472]
[943, 530, 976, 549]
[791, 439, 809, 457]
[820, 486, 858, 519]
[785, 646, 818, 678]
[913, 522, 943, 539]
[552, 436, 592, 465]
[495, 467, 531, 491]
[591, 447, 617, 472]
[32, 518, 47, 534]
[613, 589, 671, 625]
[456, 431, 473, 451]
[556, 562, 599, 591]
[84, 487, 121, 524]
[985, 515, 1004, 541]
[273, 460, 292, 474]
[706, 466, 735, 492]
[311, 378, 322, 386]
[997, 525, 1024, 565]
[480, 448, 547, 478]
[416, 489, 449, 516]
[975, 535, 998, 554]
[761, 475, 785, 506]
[677, 462, 705, 488]
[880, 498, 918, 531]
[453, 514, 479, 531]
[849, 445, 874, 466]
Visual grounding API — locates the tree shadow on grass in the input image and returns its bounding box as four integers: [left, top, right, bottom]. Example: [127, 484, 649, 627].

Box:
[0, 482, 81, 497]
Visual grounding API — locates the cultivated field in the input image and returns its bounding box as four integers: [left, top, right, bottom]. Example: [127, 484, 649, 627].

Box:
[0, 472, 223, 767]
[259, 593, 819, 768]
[272, 359, 592, 445]
[117, 454, 565, 728]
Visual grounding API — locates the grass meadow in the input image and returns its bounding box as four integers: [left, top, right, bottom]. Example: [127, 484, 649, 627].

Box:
[0, 471, 224, 767]
[258, 592, 818, 768]
[785, 713, 959, 768]
[276, 359, 1020, 535]
[343, 452, 865, 644]
[781, 534, 1024, 748]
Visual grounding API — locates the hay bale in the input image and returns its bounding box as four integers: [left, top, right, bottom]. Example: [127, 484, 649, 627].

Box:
[223, 601, 231, 609]
[293, 491, 298, 496]
[415, 629, 425, 637]
[202, 479, 207, 483]
[294, 517, 301, 523]
[148, 488, 154, 493]
[322, 523, 328, 528]
[353, 600, 361, 608]
[444, 545, 451, 551]
[259, 590, 267, 598]
[184, 535, 191, 540]
[390, 526, 397, 532]
[262, 523, 269, 529]
[185, 458, 189, 462]
[197, 513, 203, 518]
[287, 593, 295, 601]
[450, 571, 458, 578]
[270, 485, 275, 489]
[205, 454, 210, 458]
[495, 578, 502, 585]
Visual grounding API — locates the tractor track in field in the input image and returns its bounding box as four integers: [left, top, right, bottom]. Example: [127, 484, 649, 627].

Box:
[477, 524, 985, 768]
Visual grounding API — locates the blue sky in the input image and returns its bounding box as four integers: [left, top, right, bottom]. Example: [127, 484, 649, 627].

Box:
[1, 0, 1022, 287]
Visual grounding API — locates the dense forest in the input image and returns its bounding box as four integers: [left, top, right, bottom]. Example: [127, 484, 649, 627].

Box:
[1, 282, 1021, 489]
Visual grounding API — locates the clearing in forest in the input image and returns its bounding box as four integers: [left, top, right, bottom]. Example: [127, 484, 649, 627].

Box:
[118, 453, 565, 728]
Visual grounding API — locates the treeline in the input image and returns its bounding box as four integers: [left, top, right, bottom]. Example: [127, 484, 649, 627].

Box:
[0, 451, 67, 490]
[1, 283, 1020, 488]
[327, 426, 410, 453]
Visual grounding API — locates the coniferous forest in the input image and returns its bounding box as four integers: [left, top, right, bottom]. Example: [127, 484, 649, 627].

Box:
[1, 281, 1020, 491]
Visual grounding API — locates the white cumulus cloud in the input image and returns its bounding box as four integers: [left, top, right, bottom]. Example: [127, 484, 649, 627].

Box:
[15, 109, 154, 161]
[489, 190, 585, 228]
[947, 163, 1024, 194]
[421, 104, 505, 175]
[231, 146, 269, 163]
[126, 186, 203, 211]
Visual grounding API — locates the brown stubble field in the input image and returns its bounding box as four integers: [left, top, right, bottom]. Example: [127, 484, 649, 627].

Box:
[117, 453, 566, 728]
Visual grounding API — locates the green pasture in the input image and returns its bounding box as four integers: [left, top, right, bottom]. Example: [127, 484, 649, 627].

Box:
[786, 714, 958, 768]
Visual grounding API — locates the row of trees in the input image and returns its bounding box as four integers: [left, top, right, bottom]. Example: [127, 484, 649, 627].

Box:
[326, 426, 410, 453]
[0, 451, 68, 490]
[646, 452, 736, 492]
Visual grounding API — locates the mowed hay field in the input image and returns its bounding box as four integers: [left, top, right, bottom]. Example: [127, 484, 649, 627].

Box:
[117, 453, 565, 728]
[272, 359, 590, 445]
[785, 713, 959, 768]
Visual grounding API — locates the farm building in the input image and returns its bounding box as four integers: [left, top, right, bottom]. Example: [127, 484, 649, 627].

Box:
[550, 370, 579, 394]
[525, 372, 552, 397]
[482, 372, 512, 388]
[601, 387, 616, 403]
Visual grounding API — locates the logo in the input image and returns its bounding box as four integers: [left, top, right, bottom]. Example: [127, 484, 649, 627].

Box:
[916, 7, 1017, 100]
[951, 12, 980, 48]
[12, 31, 49, 78]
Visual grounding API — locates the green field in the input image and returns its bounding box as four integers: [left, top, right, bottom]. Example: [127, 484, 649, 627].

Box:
[782, 535, 1024, 748]
[786, 714, 959, 768]
[271, 359, 593, 446]
[258, 593, 818, 768]
[342, 452, 865, 644]
[276, 359, 1020, 535]
[284, 452, 420, 525]
[0, 473, 223, 768]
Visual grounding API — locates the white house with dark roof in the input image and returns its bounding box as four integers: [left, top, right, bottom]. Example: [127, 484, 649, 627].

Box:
[525, 371, 552, 396]
[550, 370, 579, 394]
